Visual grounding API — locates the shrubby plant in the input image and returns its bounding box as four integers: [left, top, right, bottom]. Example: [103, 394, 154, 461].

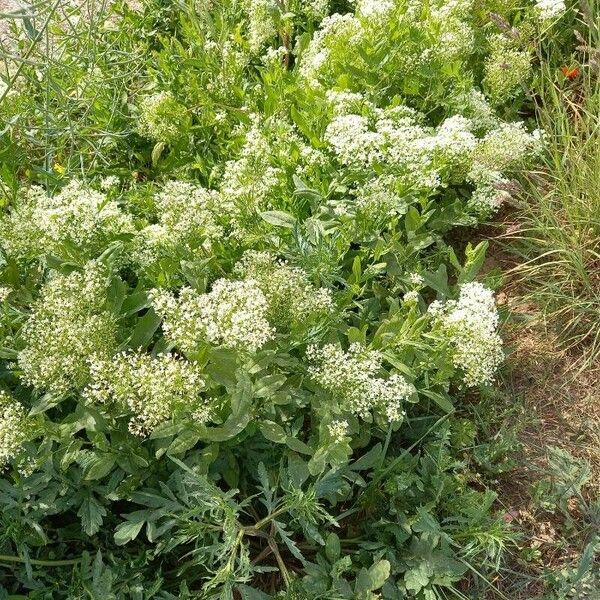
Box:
[0, 0, 567, 597]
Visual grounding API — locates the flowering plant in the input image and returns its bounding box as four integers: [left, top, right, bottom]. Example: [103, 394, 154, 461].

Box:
[0, 0, 559, 597]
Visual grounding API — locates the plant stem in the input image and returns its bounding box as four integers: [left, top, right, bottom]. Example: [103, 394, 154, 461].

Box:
[0, 555, 81, 567]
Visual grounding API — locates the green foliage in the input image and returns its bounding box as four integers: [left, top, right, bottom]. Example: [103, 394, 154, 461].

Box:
[0, 0, 569, 597]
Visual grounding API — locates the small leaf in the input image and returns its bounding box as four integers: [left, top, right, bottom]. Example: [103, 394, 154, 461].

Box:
[83, 454, 116, 481]
[325, 532, 340, 563]
[259, 420, 287, 444]
[151, 141, 166, 166]
[114, 519, 145, 546]
[128, 308, 161, 350]
[78, 494, 107, 537]
[260, 210, 297, 229]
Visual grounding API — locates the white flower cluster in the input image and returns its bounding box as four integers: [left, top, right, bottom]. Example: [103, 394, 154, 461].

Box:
[304, 0, 330, 20]
[220, 118, 283, 219]
[138, 92, 189, 144]
[0, 286, 11, 303]
[452, 89, 498, 133]
[18, 263, 116, 396]
[0, 180, 133, 260]
[434, 115, 477, 167]
[428, 0, 475, 63]
[84, 352, 206, 436]
[355, 0, 395, 20]
[467, 121, 541, 213]
[242, 0, 277, 53]
[327, 418, 349, 443]
[151, 279, 274, 354]
[307, 343, 412, 422]
[429, 282, 503, 386]
[484, 36, 532, 105]
[0, 390, 29, 465]
[234, 251, 334, 327]
[299, 13, 364, 86]
[133, 181, 225, 273]
[325, 108, 483, 192]
[535, 0, 566, 20]
[352, 176, 407, 222]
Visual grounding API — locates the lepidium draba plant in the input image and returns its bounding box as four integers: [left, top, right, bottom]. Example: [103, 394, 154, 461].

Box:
[0, 0, 560, 597]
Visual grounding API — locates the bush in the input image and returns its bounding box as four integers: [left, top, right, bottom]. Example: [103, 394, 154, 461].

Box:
[0, 0, 568, 597]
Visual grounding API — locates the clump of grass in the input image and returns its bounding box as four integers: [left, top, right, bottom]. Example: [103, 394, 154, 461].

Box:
[508, 27, 600, 371]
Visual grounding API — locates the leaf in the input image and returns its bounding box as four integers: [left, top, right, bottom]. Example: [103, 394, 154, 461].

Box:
[285, 436, 313, 455]
[128, 309, 162, 350]
[152, 141, 166, 166]
[168, 429, 201, 454]
[78, 494, 107, 537]
[367, 559, 390, 589]
[260, 210, 297, 229]
[259, 420, 287, 444]
[236, 584, 273, 600]
[420, 389, 454, 413]
[458, 241, 488, 284]
[350, 443, 382, 471]
[404, 563, 432, 593]
[83, 454, 116, 481]
[114, 519, 145, 546]
[254, 374, 287, 398]
[325, 532, 340, 563]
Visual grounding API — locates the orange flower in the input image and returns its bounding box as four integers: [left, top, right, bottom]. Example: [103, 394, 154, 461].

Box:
[561, 66, 580, 79]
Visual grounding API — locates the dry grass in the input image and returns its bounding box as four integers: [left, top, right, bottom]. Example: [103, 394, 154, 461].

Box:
[479, 215, 600, 598]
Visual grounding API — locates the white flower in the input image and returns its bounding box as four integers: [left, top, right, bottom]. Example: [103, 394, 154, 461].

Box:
[535, 0, 566, 20]
[307, 343, 412, 422]
[0, 286, 11, 303]
[133, 181, 224, 274]
[138, 92, 188, 143]
[403, 290, 420, 304]
[327, 419, 349, 443]
[234, 251, 334, 327]
[99, 175, 119, 191]
[85, 352, 206, 436]
[152, 279, 274, 354]
[409, 273, 424, 286]
[431, 282, 503, 386]
[18, 262, 116, 396]
[0, 180, 133, 260]
[0, 391, 30, 465]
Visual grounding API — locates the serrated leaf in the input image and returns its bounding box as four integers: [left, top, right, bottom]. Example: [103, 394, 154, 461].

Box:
[78, 494, 107, 536]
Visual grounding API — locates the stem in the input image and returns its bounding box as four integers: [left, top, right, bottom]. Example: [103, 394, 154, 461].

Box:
[249, 505, 288, 531]
[0, 554, 81, 567]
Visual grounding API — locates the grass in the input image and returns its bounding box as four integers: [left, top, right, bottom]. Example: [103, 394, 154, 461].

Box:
[505, 4, 600, 372]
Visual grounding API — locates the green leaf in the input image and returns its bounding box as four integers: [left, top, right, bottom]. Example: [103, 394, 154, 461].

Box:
[420, 389, 455, 413]
[78, 494, 107, 537]
[404, 563, 432, 593]
[259, 420, 287, 443]
[128, 308, 162, 350]
[152, 141, 166, 166]
[114, 519, 145, 546]
[285, 436, 313, 455]
[356, 559, 390, 593]
[168, 429, 201, 454]
[325, 532, 341, 563]
[260, 210, 297, 229]
[254, 374, 287, 398]
[83, 454, 116, 481]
